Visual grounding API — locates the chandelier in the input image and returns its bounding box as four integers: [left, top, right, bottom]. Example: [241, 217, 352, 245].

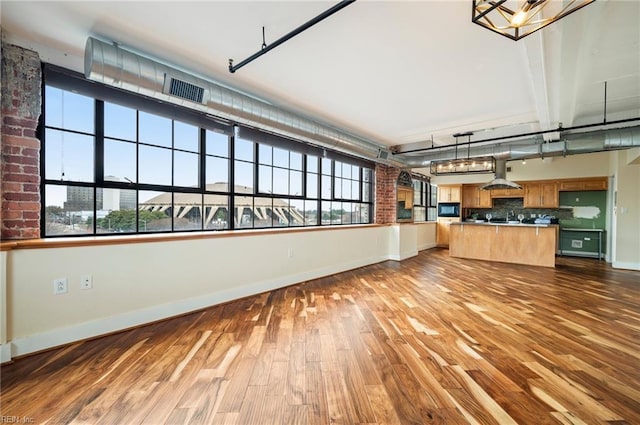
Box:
[472, 0, 596, 41]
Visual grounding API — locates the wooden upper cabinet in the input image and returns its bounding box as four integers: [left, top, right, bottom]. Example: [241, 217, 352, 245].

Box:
[438, 185, 461, 203]
[490, 187, 525, 198]
[558, 177, 608, 191]
[462, 185, 491, 208]
[524, 182, 558, 208]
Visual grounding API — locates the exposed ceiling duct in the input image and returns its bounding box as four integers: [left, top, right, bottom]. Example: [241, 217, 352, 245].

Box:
[479, 160, 521, 191]
[397, 125, 640, 168]
[84, 37, 399, 166]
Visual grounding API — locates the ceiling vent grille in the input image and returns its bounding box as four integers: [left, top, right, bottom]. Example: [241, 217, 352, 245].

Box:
[163, 75, 205, 104]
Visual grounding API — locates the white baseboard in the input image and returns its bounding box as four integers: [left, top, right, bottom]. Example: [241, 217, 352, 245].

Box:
[388, 249, 418, 262]
[10, 255, 388, 358]
[612, 261, 640, 271]
[418, 242, 437, 251]
[1, 343, 12, 364]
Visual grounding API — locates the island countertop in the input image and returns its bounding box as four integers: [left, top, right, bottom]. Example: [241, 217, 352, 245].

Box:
[452, 221, 556, 228]
[449, 222, 557, 267]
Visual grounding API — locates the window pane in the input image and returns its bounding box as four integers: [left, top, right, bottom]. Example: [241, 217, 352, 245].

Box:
[173, 192, 202, 231]
[259, 144, 272, 165]
[290, 170, 302, 196]
[45, 129, 94, 182]
[273, 168, 288, 195]
[271, 198, 288, 227]
[321, 158, 332, 175]
[363, 183, 371, 202]
[45, 87, 94, 134]
[321, 175, 332, 199]
[332, 201, 343, 224]
[414, 206, 426, 222]
[273, 147, 289, 168]
[363, 168, 372, 183]
[334, 178, 342, 198]
[174, 121, 199, 152]
[259, 165, 272, 194]
[104, 139, 136, 183]
[307, 173, 318, 198]
[352, 180, 359, 201]
[97, 188, 137, 234]
[206, 156, 229, 191]
[342, 202, 354, 224]
[307, 155, 318, 173]
[204, 194, 229, 230]
[206, 130, 229, 157]
[342, 163, 351, 179]
[235, 195, 254, 228]
[104, 102, 136, 141]
[352, 166, 360, 180]
[290, 152, 302, 171]
[139, 145, 171, 185]
[360, 203, 370, 224]
[289, 199, 305, 227]
[334, 161, 342, 178]
[235, 160, 254, 192]
[342, 179, 351, 199]
[235, 138, 254, 162]
[174, 151, 199, 188]
[138, 190, 172, 232]
[321, 201, 331, 225]
[253, 197, 273, 228]
[304, 200, 318, 226]
[44, 184, 94, 236]
[139, 112, 172, 147]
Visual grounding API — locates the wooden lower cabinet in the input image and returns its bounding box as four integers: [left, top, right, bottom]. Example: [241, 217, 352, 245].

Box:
[436, 218, 459, 247]
[449, 223, 557, 267]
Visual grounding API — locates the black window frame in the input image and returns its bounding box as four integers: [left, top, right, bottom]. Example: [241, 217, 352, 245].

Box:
[40, 64, 374, 237]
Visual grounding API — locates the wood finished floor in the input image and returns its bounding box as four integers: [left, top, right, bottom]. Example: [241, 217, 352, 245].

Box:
[1, 249, 639, 425]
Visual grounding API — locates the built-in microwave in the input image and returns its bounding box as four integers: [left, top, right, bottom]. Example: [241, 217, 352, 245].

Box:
[437, 203, 460, 217]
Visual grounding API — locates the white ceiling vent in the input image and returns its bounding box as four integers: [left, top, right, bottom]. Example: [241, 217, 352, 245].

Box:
[163, 74, 205, 104]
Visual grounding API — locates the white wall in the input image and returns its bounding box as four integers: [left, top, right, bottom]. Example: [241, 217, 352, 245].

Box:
[612, 150, 640, 270]
[1, 224, 436, 360]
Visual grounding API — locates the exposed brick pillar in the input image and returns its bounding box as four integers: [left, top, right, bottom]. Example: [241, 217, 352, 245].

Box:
[375, 163, 401, 224]
[1, 43, 42, 240]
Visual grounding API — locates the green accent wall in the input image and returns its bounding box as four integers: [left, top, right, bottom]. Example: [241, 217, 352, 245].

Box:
[559, 191, 607, 229]
[559, 191, 607, 256]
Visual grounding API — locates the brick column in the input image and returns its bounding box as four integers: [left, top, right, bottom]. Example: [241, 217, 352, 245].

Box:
[374, 163, 400, 224]
[1, 43, 42, 240]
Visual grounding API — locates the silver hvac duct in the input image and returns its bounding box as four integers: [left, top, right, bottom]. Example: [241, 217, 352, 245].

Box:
[398, 126, 640, 168]
[84, 37, 398, 166]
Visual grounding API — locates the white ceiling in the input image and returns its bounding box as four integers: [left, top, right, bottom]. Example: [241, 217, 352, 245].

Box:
[2, 0, 639, 154]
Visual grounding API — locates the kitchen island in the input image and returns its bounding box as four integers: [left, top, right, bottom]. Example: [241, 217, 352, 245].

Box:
[449, 222, 558, 267]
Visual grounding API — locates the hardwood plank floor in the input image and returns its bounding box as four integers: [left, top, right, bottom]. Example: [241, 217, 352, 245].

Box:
[2, 249, 639, 424]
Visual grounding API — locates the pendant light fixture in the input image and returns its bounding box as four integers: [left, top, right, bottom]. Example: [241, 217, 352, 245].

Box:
[472, 0, 596, 41]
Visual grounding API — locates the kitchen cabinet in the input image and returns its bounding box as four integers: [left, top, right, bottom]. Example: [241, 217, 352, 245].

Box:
[558, 177, 608, 191]
[436, 217, 459, 247]
[524, 182, 558, 208]
[490, 187, 524, 198]
[437, 185, 461, 203]
[462, 185, 492, 208]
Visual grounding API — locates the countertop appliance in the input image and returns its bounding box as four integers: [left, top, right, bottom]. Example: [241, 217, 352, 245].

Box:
[438, 203, 460, 217]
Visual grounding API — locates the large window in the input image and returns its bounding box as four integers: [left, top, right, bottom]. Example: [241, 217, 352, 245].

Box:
[41, 66, 374, 237]
[412, 174, 437, 222]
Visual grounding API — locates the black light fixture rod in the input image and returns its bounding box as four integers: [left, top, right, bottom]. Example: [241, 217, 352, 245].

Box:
[394, 117, 640, 155]
[603, 81, 608, 124]
[229, 0, 356, 73]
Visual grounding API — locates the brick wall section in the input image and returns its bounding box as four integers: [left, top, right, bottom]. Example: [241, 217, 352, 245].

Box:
[374, 163, 400, 224]
[1, 43, 42, 240]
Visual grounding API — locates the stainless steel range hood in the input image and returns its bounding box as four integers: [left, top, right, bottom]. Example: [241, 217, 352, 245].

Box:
[480, 160, 521, 190]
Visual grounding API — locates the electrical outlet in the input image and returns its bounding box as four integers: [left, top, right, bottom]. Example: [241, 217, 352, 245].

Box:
[80, 275, 93, 290]
[53, 278, 68, 295]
